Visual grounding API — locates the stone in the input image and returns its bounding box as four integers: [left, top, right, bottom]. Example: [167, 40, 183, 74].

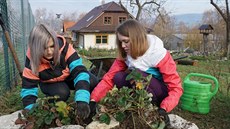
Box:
[168, 114, 199, 129]
[0, 110, 84, 129]
[0, 111, 199, 129]
[50, 125, 84, 129]
[86, 117, 119, 129]
[0, 110, 22, 129]
[86, 114, 199, 129]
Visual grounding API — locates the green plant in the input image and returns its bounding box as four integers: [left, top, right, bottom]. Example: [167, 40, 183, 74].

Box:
[77, 48, 116, 57]
[15, 96, 84, 129]
[94, 69, 166, 129]
[0, 59, 228, 129]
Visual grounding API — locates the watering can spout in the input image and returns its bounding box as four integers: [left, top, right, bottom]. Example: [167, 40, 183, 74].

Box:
[180, 73, 219, 114]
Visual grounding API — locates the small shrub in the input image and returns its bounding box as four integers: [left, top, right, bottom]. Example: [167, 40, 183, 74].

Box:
[15, 96, 85, 129]
[94, 69, 165, 129]
[77, 48, 116, 57]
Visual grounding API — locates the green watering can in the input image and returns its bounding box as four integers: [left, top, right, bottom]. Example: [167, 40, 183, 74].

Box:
[180, 73, 219, 114]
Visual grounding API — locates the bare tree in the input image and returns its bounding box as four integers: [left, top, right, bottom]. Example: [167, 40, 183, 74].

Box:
[33, 8, 84, 33]
[184, 27, 203, 52]
[34, 8, 48, 24]
[62, 12, 86, 21]
[152, 10, 177, 49]
[210, 0, 230, 58]
[177, 21, 189, 34]
[202, 9, 225, 54]
[119, 0, 166, 21]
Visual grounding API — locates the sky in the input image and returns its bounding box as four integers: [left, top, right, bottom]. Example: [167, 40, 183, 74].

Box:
[28, 0, 215, 16]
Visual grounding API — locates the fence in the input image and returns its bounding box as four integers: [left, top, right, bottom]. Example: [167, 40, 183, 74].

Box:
[0, 0, 35, 95]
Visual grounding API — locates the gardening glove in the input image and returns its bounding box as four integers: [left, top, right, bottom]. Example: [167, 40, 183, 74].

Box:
[83, 101, 97, 124]
[76, 101, 90, 119]
[158, 108, 170, 126]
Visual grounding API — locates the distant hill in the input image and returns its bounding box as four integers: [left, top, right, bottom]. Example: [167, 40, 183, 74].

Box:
[172, 13, 203, 27]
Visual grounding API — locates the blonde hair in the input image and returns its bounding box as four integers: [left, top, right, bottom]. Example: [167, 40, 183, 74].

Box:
[28, 24, 60, 75]
[116, 19, 149, 59]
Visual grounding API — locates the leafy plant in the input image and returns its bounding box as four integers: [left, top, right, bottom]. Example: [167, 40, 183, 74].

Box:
[94, 69, 166, 129]
[15, 96, 84, 129]
[77, 47, 116, 57]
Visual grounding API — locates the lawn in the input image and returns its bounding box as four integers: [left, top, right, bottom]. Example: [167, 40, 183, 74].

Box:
[0, 54, 229, 129]
[172, 60, 230, 129]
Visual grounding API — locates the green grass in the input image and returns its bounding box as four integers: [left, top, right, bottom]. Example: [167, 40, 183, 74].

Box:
[177, 60, 230, 95]
[172, 94, 230, 129]
[0, 86, 23, 116]
[172, 59, 230, 129]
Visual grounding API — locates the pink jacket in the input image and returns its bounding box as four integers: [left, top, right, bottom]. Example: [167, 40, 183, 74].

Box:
[91, 35, 183, 112]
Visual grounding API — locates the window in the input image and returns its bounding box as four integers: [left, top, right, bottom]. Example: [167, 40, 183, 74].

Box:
[104, 16, 112, 25]
[119, 17, 126, 23]
[96, 35, 108, 44]
[87, 15, 94, 21]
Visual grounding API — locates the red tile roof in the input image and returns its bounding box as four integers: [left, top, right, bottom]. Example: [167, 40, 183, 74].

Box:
[63, 21, 76, 32]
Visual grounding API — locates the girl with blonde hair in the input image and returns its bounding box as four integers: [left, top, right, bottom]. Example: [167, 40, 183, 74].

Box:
[21, 24, 98, 119]
[91, 19, 183, 125]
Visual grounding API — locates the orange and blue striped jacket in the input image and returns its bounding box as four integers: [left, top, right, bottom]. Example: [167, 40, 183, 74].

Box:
[21, 36, 90, 110]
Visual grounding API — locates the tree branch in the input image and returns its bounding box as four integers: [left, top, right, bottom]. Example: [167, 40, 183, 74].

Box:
[210, 0, 227, 22]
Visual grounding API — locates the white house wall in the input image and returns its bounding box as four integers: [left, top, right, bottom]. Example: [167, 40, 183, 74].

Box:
[84, 34, 116, 50]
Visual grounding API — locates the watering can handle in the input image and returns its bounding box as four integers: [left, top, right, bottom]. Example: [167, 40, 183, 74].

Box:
[184, 73, 219, 96]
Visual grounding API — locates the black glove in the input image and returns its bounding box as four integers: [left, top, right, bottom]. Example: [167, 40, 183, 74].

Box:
[83, 101, 97, 124]
[158, 108, 170, 126]
[76, 101, 90, 119]
[89, 101, 97, 115]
